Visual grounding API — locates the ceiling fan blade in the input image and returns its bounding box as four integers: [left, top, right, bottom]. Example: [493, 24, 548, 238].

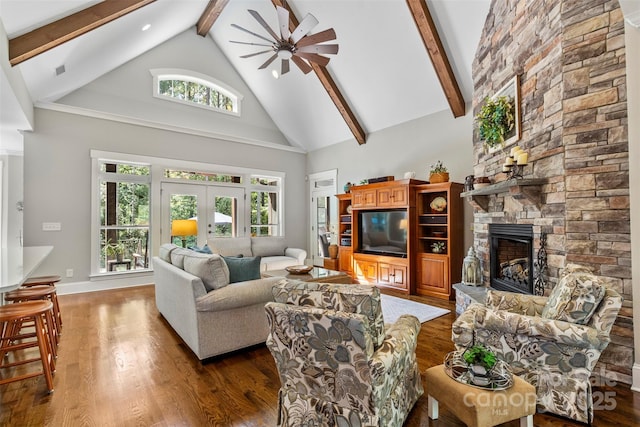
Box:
[295, 51, 330, 67]
[230, 40, 274, 47]
[296, 44, 339, 55]
[240, 49, 274, 59]
[295, 28, 336, 48]
[258, 53, 279, 69]
[248, 9, 281, 42]
[291, 55, 313, 74]
[231, 23, 274, 44]
[290, 13, 319, 44]
[281, 58, 290, 75]
[276, 6, 290, 40]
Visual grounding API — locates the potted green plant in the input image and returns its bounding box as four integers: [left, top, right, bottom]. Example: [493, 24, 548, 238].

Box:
[463, 344, 497, 386]
[104, 240, 125, 261]
[475, 95, 515, 151]
[429, 161, 449, 183]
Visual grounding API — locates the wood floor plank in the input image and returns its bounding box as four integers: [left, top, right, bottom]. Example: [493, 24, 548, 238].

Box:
[1, 284, 638, 426]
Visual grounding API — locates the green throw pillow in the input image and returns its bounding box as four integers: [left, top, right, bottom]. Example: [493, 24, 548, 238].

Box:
[222, 256, 262, 283]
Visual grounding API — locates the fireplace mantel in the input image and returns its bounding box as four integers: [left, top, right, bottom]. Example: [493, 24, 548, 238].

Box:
[460, 178, 546, 211]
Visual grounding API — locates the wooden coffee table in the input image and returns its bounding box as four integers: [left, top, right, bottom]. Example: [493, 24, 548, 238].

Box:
[263, 267, 352, 284]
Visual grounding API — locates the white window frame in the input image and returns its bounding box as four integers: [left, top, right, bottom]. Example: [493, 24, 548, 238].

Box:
[90, 150, 284, 277]
[150, 68, 243, 116]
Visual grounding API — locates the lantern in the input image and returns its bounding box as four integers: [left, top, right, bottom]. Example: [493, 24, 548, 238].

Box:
[462, 246, 482, 286]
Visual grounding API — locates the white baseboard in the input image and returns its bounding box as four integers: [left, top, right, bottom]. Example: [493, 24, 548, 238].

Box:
[56, 272, 154, 295]
[632, 363, 640, 392]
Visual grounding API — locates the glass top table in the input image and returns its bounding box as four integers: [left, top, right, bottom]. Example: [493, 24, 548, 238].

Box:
[263, 267, 352, 284]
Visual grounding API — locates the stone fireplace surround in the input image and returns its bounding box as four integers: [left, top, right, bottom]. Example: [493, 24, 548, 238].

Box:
[469, 0, 632, 383]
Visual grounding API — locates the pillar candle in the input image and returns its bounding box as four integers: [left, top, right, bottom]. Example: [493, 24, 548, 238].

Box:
[505, 157, 514, 165]
[502, 165, 510, 172]
[510, 146, 521, 156]
[517, 152, 529, 165]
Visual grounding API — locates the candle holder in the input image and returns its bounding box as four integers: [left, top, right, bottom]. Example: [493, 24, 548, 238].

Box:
[503, 163, 524, 179]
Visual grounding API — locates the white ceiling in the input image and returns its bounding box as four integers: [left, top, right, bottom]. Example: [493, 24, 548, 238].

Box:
[0, 0, 491, 152]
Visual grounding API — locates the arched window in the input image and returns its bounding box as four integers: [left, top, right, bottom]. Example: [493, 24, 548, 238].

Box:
[150, 69, 242, 116]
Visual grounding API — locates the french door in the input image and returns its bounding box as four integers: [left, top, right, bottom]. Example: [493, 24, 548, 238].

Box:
[160, 182, 246, 247]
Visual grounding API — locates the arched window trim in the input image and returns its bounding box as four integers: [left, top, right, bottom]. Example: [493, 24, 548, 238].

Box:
[150, 68, 243, 116]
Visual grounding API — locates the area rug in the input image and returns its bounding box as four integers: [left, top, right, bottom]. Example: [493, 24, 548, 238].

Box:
[380, 294, 450, 324]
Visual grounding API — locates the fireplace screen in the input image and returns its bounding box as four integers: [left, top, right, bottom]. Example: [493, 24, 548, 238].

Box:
[489, 224, 534, 294]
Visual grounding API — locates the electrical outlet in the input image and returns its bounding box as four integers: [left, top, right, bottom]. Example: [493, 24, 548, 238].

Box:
[42, 222, 62, 231]
[66, 269, 73, 278]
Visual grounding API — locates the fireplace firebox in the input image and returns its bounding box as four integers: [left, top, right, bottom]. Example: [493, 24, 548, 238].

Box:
[489, 224, 534, 294]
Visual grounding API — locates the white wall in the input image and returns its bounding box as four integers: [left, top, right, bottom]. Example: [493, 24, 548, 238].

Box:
[307, 107, 475, 250]
[625, 21, 640, 391]
[22, 108, 307, 286]
[58, 28, 289, 147]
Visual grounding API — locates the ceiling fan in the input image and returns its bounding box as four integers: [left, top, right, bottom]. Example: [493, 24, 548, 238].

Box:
[230, 5, 338, 77]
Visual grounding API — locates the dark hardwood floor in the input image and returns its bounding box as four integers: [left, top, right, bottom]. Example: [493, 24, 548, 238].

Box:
[1, 285, 639, 426]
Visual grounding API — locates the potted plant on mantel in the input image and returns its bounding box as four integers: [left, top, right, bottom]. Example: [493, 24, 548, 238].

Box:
[463, 344, 497, 386]
[475, 95, 515, 152]
[429, 160, 449, 183]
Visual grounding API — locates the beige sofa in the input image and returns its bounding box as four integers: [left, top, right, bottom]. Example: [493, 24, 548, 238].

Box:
[153, 244, 283, 360]
[207, 237, 306, 271]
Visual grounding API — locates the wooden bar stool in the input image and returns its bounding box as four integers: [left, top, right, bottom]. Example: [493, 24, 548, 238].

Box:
[22, 275, 61, 287]
[4, 285, 62, 347]
[0, 300, 56, 393]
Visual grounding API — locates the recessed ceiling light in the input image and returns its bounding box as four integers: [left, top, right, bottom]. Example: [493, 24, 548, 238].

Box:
[142, 24, 151, 31]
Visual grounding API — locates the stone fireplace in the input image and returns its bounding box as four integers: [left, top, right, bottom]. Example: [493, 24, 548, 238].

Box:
[469, 0, 632, 384]
[489, 224, 534, 294]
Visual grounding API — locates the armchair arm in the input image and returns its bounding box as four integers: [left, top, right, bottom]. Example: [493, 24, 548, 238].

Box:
[370, 315, 420, 388]
[485, 289, 548, 316]
[474, 305, 609, 350]
[285, 247, 307, 264]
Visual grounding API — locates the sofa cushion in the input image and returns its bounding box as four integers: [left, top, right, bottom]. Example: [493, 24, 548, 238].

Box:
[195, 276, 281, 312]
[159, 243, 180, 263]
[251, 237, 286, 257]
[170, 247, 194, 269]
[208, 237, 252, 257]
[183, 253, 230, 291]
[223, 256, 262, 283]
[541, 271, 606, 325]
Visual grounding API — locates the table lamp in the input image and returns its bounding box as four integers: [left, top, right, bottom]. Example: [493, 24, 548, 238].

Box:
[171, 219, 198, 248]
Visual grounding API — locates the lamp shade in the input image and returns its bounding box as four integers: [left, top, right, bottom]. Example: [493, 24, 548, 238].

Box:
[171, 219, 198, 237]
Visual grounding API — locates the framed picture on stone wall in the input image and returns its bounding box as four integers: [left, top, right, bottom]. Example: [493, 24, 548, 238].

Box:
[491, 75, 522, 151]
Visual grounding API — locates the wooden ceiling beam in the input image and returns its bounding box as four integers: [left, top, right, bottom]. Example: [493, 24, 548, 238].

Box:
[8, 0, 156, 66]
[271, 0, 367, 145]
[406, 0, 465, 118]
[196, 0, 230, 36]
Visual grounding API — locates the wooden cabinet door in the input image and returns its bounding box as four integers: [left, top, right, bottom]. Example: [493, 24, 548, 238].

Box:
[338, 247, 353, 276]
[378, 263, 408, 290]
[417, 255, 450, 297]
[354, 257, 377, 284]
[378, 186, 409, 207]
[352, 189, 376, 208]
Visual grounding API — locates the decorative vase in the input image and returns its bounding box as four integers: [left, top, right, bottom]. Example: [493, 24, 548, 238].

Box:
[328, 244, 338, 259]
[429, 172, 449, 183]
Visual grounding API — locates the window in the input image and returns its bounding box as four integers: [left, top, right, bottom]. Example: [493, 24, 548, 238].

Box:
[97, 161, 150, 273]
[250, 176, 282, 236]
[150, 68, 243, 116]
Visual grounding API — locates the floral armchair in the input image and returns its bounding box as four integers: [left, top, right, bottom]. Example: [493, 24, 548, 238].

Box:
[452, 266, 622, 424]
[265, 279, 423, 427]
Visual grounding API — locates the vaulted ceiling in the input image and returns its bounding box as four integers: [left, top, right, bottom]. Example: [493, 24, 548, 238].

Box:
[0, 0, 491, 152]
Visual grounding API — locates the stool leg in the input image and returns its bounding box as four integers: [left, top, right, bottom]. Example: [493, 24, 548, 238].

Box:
[428, 395, 439, 420]
[51, 291, 63, 329]
[43, 309, 57, 362]
[33, 314, 54, 392]
[520, 415, 533, 427]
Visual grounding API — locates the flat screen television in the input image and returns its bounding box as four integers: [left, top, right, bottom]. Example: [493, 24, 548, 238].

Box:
[358, 210, 408, 257]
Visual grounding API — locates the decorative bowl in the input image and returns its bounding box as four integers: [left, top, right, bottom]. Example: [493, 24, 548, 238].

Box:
[285, 265, 313, 274]
[430, 197, 447, 212]
[432, 231, 446, 238]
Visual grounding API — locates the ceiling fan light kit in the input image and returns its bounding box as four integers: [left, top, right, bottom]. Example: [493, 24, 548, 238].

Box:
[230, 5, 338, 77]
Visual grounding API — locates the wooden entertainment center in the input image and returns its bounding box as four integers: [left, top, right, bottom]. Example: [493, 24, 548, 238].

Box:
[336, 179, 463, 299]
